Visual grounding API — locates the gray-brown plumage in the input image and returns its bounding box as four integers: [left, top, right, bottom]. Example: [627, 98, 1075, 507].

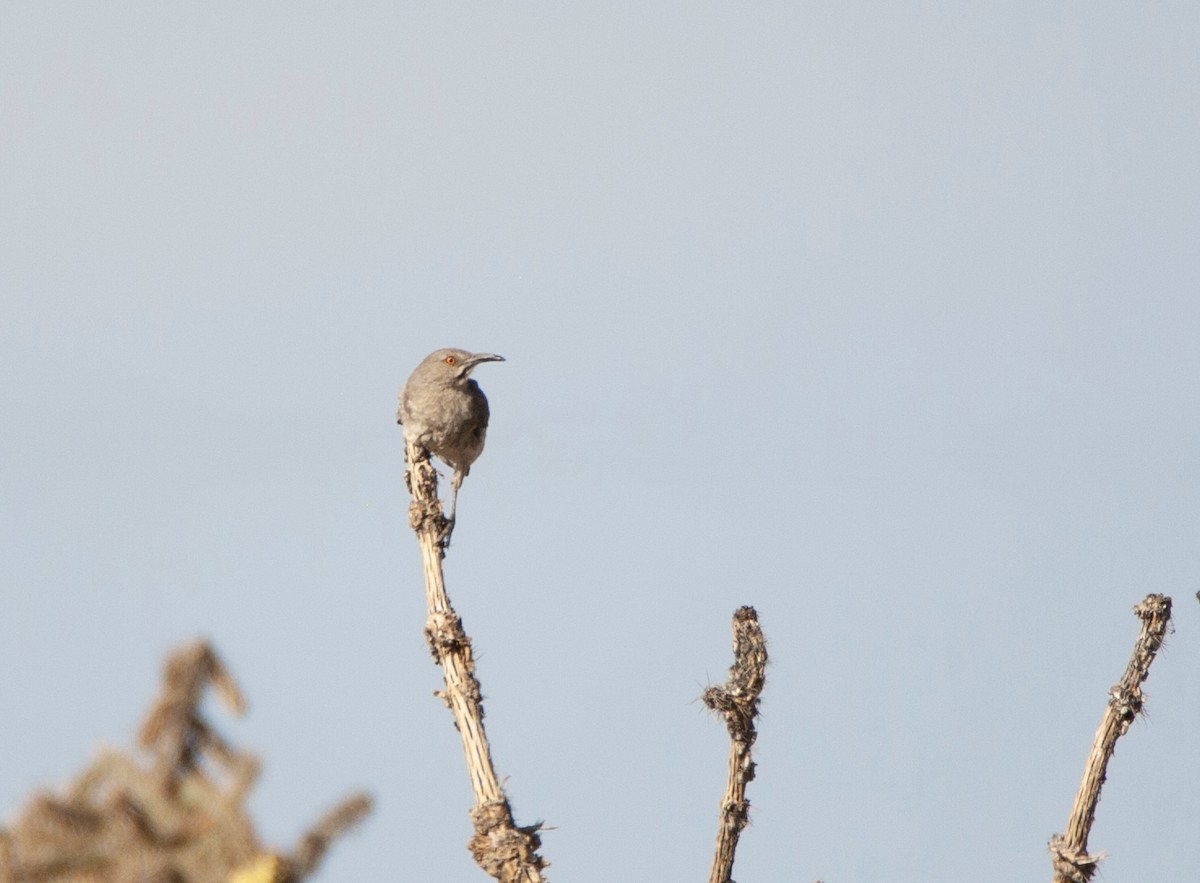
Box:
[398, 348, 505, 526]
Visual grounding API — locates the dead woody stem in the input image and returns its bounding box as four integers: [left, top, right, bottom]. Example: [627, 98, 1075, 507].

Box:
[703, 606, 768, 883]
[1049, 593, 1172, 883]
[405, 440, 547, 883]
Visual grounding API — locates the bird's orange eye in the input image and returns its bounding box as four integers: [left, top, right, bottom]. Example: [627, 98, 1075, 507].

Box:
[444, 355, 457, 365]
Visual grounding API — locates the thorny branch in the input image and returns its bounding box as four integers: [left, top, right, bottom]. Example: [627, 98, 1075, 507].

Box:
[703, 606, 768, 883]
[405, 440, 547, 883]
[1049, 593, 1172, 883]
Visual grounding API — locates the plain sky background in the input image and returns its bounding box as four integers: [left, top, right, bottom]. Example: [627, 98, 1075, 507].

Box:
[2, 4, 1199, 881]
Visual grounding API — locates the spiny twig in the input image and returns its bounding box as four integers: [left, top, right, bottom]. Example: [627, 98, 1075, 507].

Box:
[1048, 593, 1172, 883]
[703, 606, 768, 883]
[405, 440, 547, 883]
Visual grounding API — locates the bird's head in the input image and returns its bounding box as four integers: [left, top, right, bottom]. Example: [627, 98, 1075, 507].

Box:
[416, 348, 505, 386]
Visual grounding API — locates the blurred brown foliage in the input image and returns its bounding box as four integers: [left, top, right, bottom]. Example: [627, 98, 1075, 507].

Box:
[0, 640, 371, 883]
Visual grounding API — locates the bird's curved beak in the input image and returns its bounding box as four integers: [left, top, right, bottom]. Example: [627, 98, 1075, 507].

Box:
[465, 353, 505, 368]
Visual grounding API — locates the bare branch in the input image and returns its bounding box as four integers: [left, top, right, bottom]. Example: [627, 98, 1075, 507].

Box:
[703, 606, 768, 883]
[405, 440, 548, 882]
[1049, 593, 1172, 883]
[289, 792, 374, 879]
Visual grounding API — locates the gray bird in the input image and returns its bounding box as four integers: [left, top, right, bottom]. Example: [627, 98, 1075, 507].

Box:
[397, 348, 505, 529]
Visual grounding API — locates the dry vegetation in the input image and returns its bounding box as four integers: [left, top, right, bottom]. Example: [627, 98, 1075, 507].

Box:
[0, 446, 1177, 883]
[0, 640, 370, 883]
[402, 434, 1178, 883]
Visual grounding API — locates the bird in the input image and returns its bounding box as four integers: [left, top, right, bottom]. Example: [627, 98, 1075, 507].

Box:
[397, 348, 505, 532]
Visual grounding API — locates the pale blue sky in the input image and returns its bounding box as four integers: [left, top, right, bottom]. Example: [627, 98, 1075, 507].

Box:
[2, 4, 1199, 881]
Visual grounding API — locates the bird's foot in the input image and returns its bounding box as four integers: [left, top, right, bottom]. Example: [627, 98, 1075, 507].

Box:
[437, 515, 457, 549]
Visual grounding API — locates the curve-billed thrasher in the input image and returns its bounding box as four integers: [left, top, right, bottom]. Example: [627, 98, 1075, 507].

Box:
[397, 348, 505, 529]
